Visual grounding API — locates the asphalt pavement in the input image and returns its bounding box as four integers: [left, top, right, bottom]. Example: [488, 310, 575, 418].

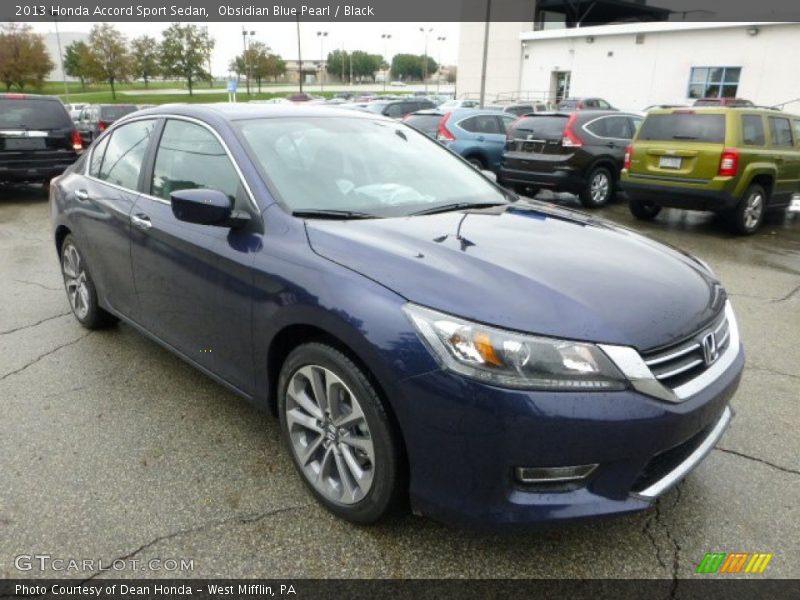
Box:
[1, 184, 798, 582]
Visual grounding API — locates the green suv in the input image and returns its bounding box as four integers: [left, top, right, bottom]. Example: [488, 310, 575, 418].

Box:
[621, 107, 800, 234]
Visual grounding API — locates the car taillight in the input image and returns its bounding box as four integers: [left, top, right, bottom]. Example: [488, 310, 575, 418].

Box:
[70, 130, 83, 152]
[623, 143, 633, 170]
[98, 120, 109, 131]
[719, 148, 739, 177]
[436, 112, 455, 142]
[561, 114, 583, 147]
[5, 93, 26, 100]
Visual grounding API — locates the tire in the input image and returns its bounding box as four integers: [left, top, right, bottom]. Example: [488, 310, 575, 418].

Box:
[629, 198, 662, 221]
[466, 156, 486, 170]
[728, 183, 766, 235]
[579, 166, 614, 208]
[277, 343, 403, 524]
[60, 235, 118, 329]
[514, 184, 540, 198]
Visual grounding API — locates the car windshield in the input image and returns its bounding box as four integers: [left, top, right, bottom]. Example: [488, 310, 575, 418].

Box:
[364, 103, 389, 114]
[236, 116, 509, 217]
[638, 113, 725, 142]
[404, 113, 442, 136]
[0, 98, 72, 129]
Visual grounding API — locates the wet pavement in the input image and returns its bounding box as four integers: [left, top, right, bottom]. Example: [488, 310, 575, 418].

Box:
[1, 183, 798, 582]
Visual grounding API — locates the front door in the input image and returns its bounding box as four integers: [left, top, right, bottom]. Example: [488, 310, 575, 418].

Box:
[130, 118, 261, 394]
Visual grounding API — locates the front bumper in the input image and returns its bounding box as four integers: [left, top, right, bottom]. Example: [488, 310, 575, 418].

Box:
[392, 342, 743, 529]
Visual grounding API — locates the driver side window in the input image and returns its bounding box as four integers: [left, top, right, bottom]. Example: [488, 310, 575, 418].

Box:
[151, 119, 240, 204]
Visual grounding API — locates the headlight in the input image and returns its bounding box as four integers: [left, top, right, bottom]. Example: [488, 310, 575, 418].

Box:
[403, 304, 627, 391]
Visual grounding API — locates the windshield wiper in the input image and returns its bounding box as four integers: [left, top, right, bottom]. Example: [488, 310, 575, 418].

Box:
[410, 201, 508, 216]
[292, 209, 378, 220]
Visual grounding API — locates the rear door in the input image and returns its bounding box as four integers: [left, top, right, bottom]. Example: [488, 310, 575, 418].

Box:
[630, 111, 726, 181]
[767, 115, 800, 204]
[503, 114, 570, 172]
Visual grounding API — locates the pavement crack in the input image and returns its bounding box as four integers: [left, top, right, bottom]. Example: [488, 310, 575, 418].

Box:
[715, 446, 800, 476]
[0, 311, 70, 336]
[747, 364, 800, 381]
[772, 283, 800, 303]
[0, 331, 92, 382]
[13, 278, 61, 292]
[642, 510, 666, 570]
[80, 503, 314, 582]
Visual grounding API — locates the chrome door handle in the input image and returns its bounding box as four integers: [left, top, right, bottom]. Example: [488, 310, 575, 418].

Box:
[75, 189, 89, 201]
[131, 214, 152, 231]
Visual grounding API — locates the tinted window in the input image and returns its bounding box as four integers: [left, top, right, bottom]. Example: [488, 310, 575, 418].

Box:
[509, 116, 568, 140]
[769, 117, 793, 147]
[384, 103, 405, 118]
[97, 119, 156, 190]
[638, 114, 725, 143]
[365, 103, 388, 114]
[100, 105, 137, 121]
[585, 116, 631, 139]
[460, 115, 503, 134]
[0, 98, 72, 129]
[88, 135, 110, 177]
[597, 99, 611, 109]
[152, 120, 239, 203]
[794, 121, 800, 146]
[404, 114, 442, 136]
[741, 115, 765, 145]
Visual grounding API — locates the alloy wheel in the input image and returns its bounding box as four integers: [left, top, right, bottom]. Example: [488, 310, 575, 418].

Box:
[285, 365, 375, 505]
[743, 192, 763, 230]
[62, 242, 90, 320]
[590, 172, 610, 204]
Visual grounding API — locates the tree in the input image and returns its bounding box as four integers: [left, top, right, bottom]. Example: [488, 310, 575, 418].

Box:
[263, 53, 286, 83]
[0, 23, 53, 91]
[63, 41, 91, 91]
[350, 51, 382, 83]
[130, 35, 160, 88]
[159, 24, 213, 96]
[85, 24, 130, 99]
[390, 53, 438, 82]
[327, 49, 349, 83]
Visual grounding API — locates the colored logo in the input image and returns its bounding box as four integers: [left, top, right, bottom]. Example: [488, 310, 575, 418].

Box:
[696, 552, 773, 574]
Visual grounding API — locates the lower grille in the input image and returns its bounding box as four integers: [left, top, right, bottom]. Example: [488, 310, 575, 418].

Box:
[641, 310, 730, 389]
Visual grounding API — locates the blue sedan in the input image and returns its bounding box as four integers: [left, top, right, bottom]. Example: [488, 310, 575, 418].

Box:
[50, 104, 742, 527]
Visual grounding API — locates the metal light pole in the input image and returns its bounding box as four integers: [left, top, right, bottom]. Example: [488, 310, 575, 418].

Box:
[296, 16, 303, 93]
[381, 33, 391, 92]
[479, 0, 492, 108]
[436, 36, 446, 94]
[53, 19, 69, 103]
[241, 28, 255, 95]
[419, 27, 433, 94]
[317, 31, 328, 92]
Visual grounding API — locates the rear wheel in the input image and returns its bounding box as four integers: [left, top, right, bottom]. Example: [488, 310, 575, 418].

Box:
[60, 235, 118, 329]
[514, 184, 540, 198]
[278, 343, 403, 524]
[579, 166, 614, 208]
[466, 155, 486, 170]
[728, 184, 766, 235]
[629, 198, 662, 220]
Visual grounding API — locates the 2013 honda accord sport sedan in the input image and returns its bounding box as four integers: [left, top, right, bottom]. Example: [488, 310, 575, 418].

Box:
[50, 104, 744, 528]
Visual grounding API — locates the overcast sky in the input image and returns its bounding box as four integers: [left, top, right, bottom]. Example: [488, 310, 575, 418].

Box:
[29, 22, 461, 76]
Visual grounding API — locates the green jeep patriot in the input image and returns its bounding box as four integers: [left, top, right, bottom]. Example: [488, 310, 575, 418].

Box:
[621, 107, 800, 234]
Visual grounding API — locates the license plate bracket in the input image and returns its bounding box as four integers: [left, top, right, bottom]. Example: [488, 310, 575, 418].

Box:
[659, 156, 682, 169]
[4, 138, 45, 150]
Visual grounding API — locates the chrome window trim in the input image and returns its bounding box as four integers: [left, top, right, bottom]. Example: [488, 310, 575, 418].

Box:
[632, 405, 732, 500]
[600, 301, 741, 403]
[83, 113, 260, 213]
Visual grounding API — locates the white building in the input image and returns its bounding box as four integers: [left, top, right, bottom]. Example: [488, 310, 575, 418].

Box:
[457, 20, 800, 112]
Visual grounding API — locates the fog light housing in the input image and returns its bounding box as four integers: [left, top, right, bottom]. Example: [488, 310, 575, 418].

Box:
[515, 464, 598, 484]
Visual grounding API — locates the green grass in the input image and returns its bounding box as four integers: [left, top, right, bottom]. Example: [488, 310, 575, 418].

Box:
[40, 80, 204, 95]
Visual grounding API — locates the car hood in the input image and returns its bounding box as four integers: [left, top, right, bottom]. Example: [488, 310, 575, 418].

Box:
[305, 202, 724, 351]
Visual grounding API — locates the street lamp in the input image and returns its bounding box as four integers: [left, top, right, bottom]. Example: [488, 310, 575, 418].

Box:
[317, 31, 328, 92]
[419, 27, 433, 94]
[241, 28, 255, 95]
[436, 36, 446, 94]
[381, 33, 392, 92]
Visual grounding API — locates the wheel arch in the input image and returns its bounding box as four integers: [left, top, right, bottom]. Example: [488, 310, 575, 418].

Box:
[55, 225, 71, 256]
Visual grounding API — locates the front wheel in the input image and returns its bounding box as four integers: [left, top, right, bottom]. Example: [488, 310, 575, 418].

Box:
[60, 235, 118, 329]
[629, 198, 662, 221]
[579, 166, 614, 208]
[278, 343, 403, 524]
[728, 184, 766, 235]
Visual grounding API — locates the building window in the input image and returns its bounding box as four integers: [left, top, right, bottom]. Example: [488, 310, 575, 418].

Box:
[688, 67, 741, 99]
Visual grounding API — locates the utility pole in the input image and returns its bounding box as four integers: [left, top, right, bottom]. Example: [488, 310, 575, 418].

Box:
[296, 16, 303, 93]
[479, 0, 492, 108]
[317, 31, 328, 92]
[53, 19, 69, 103]
[241, 28, 255, 95]
[419, 27, 433, 94]
[381, 33, 391, 92]
[436, 36, 446, 94]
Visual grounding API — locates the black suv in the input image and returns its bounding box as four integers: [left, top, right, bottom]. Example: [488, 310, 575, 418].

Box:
[75, 104, 138, 145]
[498, 111, 642, 207]
[364, 98, 436, 119]
[0, 94, 82, 185]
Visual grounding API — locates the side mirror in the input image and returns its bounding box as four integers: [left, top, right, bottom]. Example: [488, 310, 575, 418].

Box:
[481, 169, 497, 182]
[170, 188, 250, 228]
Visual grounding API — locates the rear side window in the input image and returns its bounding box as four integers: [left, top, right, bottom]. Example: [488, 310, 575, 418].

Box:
[97, 119, 156, 190]
[460, 115, 503, 134]
[768, 117, 794, 147]
[584, 116, 632, 139]
[88, 135, 110, 177]
[638, 113, 725, 143]
[741, 115, 765, 146]
[509, 116, 568, 140]
[404, 114, 442, 136]
[152, 119, 240, 203]
[0, 98, 72, 130]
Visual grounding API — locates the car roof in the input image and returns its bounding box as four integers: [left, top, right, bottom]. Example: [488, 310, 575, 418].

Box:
[130, 103, 390, 122]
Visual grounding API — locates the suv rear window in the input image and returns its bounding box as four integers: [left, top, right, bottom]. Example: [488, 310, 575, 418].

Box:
[638, 113, 725, 143]
[0, 98, 72, 130]
[404, 114, 442, 136]
[509, 116, 568, 140]
[100, 105, 136, 121]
